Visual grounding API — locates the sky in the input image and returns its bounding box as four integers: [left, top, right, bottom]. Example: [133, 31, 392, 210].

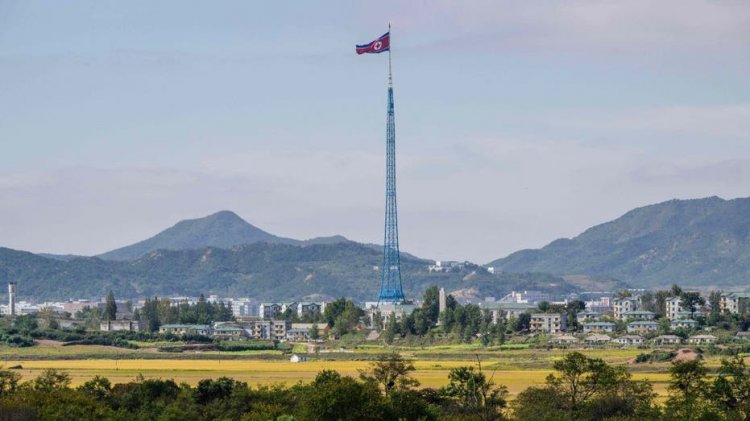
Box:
[1, 0, 749, 263]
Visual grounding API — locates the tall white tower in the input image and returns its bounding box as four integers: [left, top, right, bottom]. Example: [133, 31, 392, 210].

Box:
[8, 282, 17, 316]
[437, 287, 446, 325]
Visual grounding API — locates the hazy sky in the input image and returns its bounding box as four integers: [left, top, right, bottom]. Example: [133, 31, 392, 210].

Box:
[1, 1, 749, 263]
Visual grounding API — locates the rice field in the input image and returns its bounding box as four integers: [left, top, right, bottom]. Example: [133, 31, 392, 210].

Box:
[0, 348, 675, 399]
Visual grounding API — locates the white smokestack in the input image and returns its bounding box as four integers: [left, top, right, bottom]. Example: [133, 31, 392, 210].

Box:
[8, 282, 16, 316]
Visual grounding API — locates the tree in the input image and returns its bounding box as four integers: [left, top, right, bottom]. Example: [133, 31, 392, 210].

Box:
[514, 351, 659, 421]
[537, 301, 550, 312]
[216, 301, 234, 322]
[140, 297, 160, 332]
[0, 368, 21, 397]
[671, 284, 684, 298]
[641, 291, 656, 313]
[37, 307, 59, 330]
[359, 353, 419, 397]
[439, 294, 458, 330]
[298, 370, 389, 421]
[708, 291, 722, 317]
[512, 313, 531, 332]
[709, 356, 750, 420]
[76, 306, 103, 330]
[388, 389, 436, 421]
[194, 377, 247, 405]
[479, 317, 491, 346]
[196, 294, 209, 324]
[77, 375, 112, 401]
[421, 286, 440, 327]
[324, 298, 347, 327]
[371, 311, 384, 332]
[14, 314, 38, 334]
[105, 290, 117, 321]
[565, 300, 586, 332]
[324, 298, 364, 337]
[680, 291, 705, 314]
[655, 290, 671, 318]
[513, 386, 567, 421]
[441, 361, 508, 420]
[309, 323, 320, 340]
[614, 289, 632, 299]
[33, 368, 71, 392]
[281, 307, 299, 323]
[383, 313, 397, 345]
[490, 321, 506, 345]
[665, 359, 712, 420]
[658, 318, 672, 335]
[547, 352, 618, 413]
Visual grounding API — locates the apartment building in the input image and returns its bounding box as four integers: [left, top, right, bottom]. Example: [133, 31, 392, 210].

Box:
[613, 297, 639, 321]
[665, 296, 683, 320]
[530, 313, 566, 334]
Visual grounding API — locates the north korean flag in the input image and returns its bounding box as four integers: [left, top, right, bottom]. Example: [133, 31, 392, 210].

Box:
[356, 32, 390, 55]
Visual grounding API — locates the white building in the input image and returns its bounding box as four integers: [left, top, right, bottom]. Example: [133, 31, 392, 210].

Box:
[666, 296, 683, 320]
[613, 297, 639, 321]
[577, 311, 602, 324]
[159, 324, 212, 336]
[259, 303, 283, 319]
[654, 335, 682, 345]
[627, 321, 659, 333]
[585, 334, 611, 344]
[481, 302, 534, 324]
[622, 311, 656, 321]
[498, 290, 552, 305]
[671, 319, 699, 330]
[101, 320, 145, 332]
[614, 335, 644, 345]
[530, 313, 566, 334]
[583, 322, 615, 334]
[296, 302, 325, 318]
[585, 297, 612, 314]
[721, 292, 750, 314]
[549, 334, 578, 344]
[231, 299, 256, 317]
[688, 334, 717, 345]
[241, 319, 291, 340]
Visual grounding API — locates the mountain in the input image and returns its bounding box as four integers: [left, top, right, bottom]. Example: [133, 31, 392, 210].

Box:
[488, 196, 750, 288]
[38, 253, 87, 261]
[99, 211, 303, 260]
[0, 244, 578, 302]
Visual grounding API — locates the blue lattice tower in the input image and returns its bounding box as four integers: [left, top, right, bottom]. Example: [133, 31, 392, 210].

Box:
[378, 50, 406, 304]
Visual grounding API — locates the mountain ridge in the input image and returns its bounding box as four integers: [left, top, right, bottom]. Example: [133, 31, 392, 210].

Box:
[97, 210, 355, 261]
[0, 243, 579, 302]
[488, 196, 750, 288]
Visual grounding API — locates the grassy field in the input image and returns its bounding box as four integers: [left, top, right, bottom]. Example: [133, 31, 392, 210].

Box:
[0, 344, 685, 399]
[0, 358, 672, 397]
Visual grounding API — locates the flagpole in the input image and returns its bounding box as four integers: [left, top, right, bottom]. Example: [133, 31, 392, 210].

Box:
[388, 23, 392, 87]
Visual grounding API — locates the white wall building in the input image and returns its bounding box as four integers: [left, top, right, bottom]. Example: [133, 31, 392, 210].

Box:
[231, 299, 256, 317]
[666, 297, 683, 320]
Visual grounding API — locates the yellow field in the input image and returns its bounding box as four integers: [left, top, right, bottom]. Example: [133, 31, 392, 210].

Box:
[1, 357, 673, 398]
[0, 342, 701, 400]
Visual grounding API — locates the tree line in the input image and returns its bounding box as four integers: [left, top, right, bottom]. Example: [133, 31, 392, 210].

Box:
[374, 286, 582, 345]
[136, 294, 234, 332]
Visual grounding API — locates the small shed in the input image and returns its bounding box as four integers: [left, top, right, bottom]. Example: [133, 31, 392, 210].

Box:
[290, 354, 309, 363]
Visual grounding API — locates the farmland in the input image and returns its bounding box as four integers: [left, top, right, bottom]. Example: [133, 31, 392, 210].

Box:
[0, 343, 690, 399]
